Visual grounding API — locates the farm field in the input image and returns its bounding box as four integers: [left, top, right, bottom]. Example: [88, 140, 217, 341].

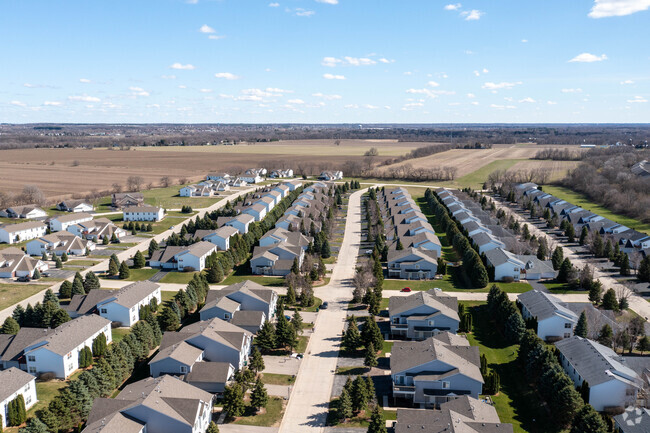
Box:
[507, 160, 579, 182]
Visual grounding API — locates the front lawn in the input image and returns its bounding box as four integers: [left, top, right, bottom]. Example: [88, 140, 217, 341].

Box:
[142, 184, 224, 210]
[260, 373, 296, 385]
[112, 328, 131, 343]
[462, 301, 560, 433]
[542, 281, 588, 294]
[101, 268, 159, 282]
[0, 284, 47, 311]
[231, 396, 285, 427]
[158, 271, 200, 284]
[221, 266, 286, 287]
[381, 278, 532, 294]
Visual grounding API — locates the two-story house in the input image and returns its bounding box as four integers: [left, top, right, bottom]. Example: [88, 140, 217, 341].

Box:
[389, 289, 460, 339]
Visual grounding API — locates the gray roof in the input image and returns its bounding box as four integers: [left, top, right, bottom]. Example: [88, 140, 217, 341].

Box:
[50, 212, 93, 223]
[389, 289, 459, 322]
[517, 290, 578, 322]
[0, 327, 55, 363]
[555, 337, 640, 386]
[231, 310, 266, 328]
[614, 407, 650, 433]
[485, 248, 524, 267]
[25, 315, 112, 356]
[66, 289, 117, 316]
[0, 367, 35, 403]
[149, 340, 203, 366]
[391, 332, 482, 383]
[123, 205, 161, 213]
[99, 281, 160, 309]
[471, 231, 501, 247]
[185, 361, 233, 384]
[0, 221, 46, 233]
[387, 247, 438, 264]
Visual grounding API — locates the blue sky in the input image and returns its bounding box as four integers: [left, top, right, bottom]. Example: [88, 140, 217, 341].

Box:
[1, 0, 649, 123]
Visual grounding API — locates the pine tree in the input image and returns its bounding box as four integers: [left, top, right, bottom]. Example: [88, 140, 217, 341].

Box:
[249, 347, 265, 373]
[206, 421, 220, 433]
[551, 247, 564, 270]
[61, 252, 68, 262]
[569, 404, 607, 433]
[32, 268, 41, 279]
[361, 316, 383, 351]
[574, 311, 588, 338]
[342, 320, 362, 352]
[1, 317, 20, 335]
[119, 261, 130, 279]
[638, 335, 650, 354]
[55, 255, 63, 269]
[133, 250, 146, 269]
[588, 280, 602, 304]
[367, 404, 387, 433]
[504, 312, 525, 343]
[480, 354, 488, 378]
[148, 239, 159, 257]
[108, 254, 119, 276]
[620, 253, 630, 276]
[291, 310, 304, 335]
[321, 238, 331, 258]
[19, 417, 50, 433]
[286, 283, 296, 305]
[639, 256, 650, 283]
[250, 377, 269, 410]
[92, 333, 107, 357]
[158, 306, 180, 331]
[84, 272, 101, 293]
[351, 375, 368, 413]
[602, 288, 619, 311]
[256, 321, 277, 352]
[597, 324, 613, 347]
[558, 258, 574, 283]
[71, 277, 85, 296]
[338, 388, 353, 421]
[207, 264, 223, 283]
[579, 226, 589, 245]
[364, 343, 378, 368]
[223, 384, 245, 418]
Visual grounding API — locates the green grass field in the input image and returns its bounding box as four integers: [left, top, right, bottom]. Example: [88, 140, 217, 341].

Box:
[100, 268, 159, 282]
[456, 159, 523, 189]
[382, 276, 532, 293]
[112, 328, 131, 343]
[142, 184, 224, 209]
[221, 267, 286, 287]
[462, 301, 560, 433]
[261, 373, 296, 385]
[158, 271, 201, 284]
[232, 396, 285, 427]
[542, 185, 650, 235]
[0, 284, 47, 311]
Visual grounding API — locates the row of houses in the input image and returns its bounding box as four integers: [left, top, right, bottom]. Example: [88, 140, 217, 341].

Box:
[0, 247, 48, 279]
[0, 200, 95, 221]
[516, 182, 650, 259]
[180, 179, 230, 197]
[250, 182, 334, 276]
[438, 188, 557, 282]
[378, 187, 441, 280]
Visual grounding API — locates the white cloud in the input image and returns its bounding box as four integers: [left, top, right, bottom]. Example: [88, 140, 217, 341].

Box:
[129, 86, 150, 97]
[620, 79, 635, 85]
[628, 95, 648, 103]
[235, 95, 263, 102]
[519, 97, 536, 103]
[323, 73, 346, 80]
[547, 101, 557, 105]
[378, 58, 395, 64]
[470, 101, 479, 105]
[170, 63, 195, 70]
[403, 102, 424, 109]
[467, 93, 476, 98]
[208, 35, 225, 40]
[23, 83, 40, 88]
[315, 0, 338, 4]
[43, 101, 62, 106]
[403, 71, 413, 75]
[322, 57, 342, 67]
[344, 56, 376, 66]
[242, 88, 274, 97]
[288, 99, 305, 104]
[294, 8, 315, 16]
[68, 95, 101, 102]
[364, 104, 379, 109]
[589, 0, 650, 18]
[482, 68, 489, 73]
[444, 3, 461, 10]
[10, 100, 26, 107]
[161, 75, 176, 79]
[569, 53, 608, 63]
[490, 104, 516, 109]
[406, 88, 455, 98]
[473, 70, 480, 77]
[266, 87, 293, 94]
[269, 2, 280, 6]
[215, 72, 240, 80]
[427, 81, 440, 87]
[521, 39, 528, 43]
[312, 93, 342, 100]
[461, 9, 484, 20]
[186, 0, 198, 4]
[79, 78, 91, 83]
[178, 85, 187, 89]
[482, 81, 522, 90]
[199, 24, 216, 33]
[200, 88, 213, 93]
[561, 88, 583, 93]
[323, 56, 377, 67]
[344, 104, 359, 109]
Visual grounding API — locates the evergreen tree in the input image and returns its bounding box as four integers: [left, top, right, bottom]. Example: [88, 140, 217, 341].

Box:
[574, 311, 588, 338]
[367, 404, 387, 433]
[351, 376, 368, 413]
[18, 417, 49, 433]
[250, 377, 269, 410]
[291, 310, 304, 335]
[119, 261, 130, 279]
[342, 320, 362, 352]
[255, 321, 277, 352]
[639, 256, 650, 283]
[71, 277, 85, 296]
[79, 346, 93, 368]
[579, 226, 589, 245]
[558, 258, 574, 283]
[92, 333, 107, 357]
[249, 347, 265, 373]
[54, 255, 63, 269]
[321, 238, 331, 258]
[338, 388, 353, 421]
[291, 257, 300, 275]
[84, 272, 101, 293]
[620, 253, 630, 276]
[361, 316, 383, 351]
[602, 288, 619, 311]
[158, 306, 180, 331]
[1, 317, 20, 335]
[536, 241, 548, 260]
[286, 283, 296, 305]
[638, 335, 650, 354]
[206, 422, 220, 433]
[552, 247, 564, 270]
[569, 404, 607, 433]
[504, 312, 525, 343]
[108, 254, 119, 276]
[223, 384, 245, 418]
[480, 354, 488, 377]
[61, 252, 68, 262]
[207, 264, 223, 283]
[59, 280, 72, 299]
[588, 280, 602, 304]
[364, 343, 378, 368]
[133, 250, 146, 269]
[597, 324, 613, 347]
[32, 268, 41, 279]
[148, 239, 159, 257]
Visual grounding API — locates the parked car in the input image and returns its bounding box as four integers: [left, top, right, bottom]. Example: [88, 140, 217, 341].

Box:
[17, 275, 31, 282]
[401, 287, 412, 292]
[321, 301, 329, 309]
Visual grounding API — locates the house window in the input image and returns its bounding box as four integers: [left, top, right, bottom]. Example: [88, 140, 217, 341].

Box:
[100, 308, 107, 314]
[28, 355, 36, 362]
[564, 323, 572, 328]
[29, 367, 36, 373]
[67, 352, 72, 359]
[224, 313, 231, 320]
[26, 396, 32, 405]
[180, 366, 188, 373]
[392, 317, 400, 324]
[441, 381, 450, 389]
[68, 364, 73, 371]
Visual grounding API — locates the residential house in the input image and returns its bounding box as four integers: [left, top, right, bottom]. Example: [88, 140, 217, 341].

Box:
[56, 200, 94, 213]
[149, 341, 205, 378]
[470, 231, 506, 254]
[185, 362, 235, 394]
[199, 280, 278, 325]
[26, 231, 94, 257]
[206, 172, 232, 183]
[631, 160, 650, 178]
[195, 226, 239, 251]
[516, 256, 557, 280]
[485, 248, 525, 281]
[555, 337, 641, 411]
[231, 178, 248, 187]
[387, 248, 438, 280]
[180, 184, 214, 197]
[65, 289, 119, 318]
[269, 169, 293, 178]
[394, 396, 513, 433]
[111, 192, 144, 208]
[401, 232, 442, 255]
[0, 205, 48, 220]
[0, 248, 48, 278]
[123, 205, 165, 222]
[389, 289, 460, 339]
[318, 170, 343, 181]
[150, 242, 217, 272]
[517, 290, 578, 341]
[0, 368, 38, 429]
[259, 227, 311, 250]
[391, 332, 483, 408]
[224, 214, 254, 234]
[49, 212, 94, 232]
[160, 317, 252, 369]
[272, 184, 290, 199]
[614, 407, 650, 433]
[282, 180, 303, 191]
[97, 281, 162, 327]
[0, 328, 55, 370]
[23, 315, 113, 378]
[250, 242, 304, 276]
[262, 190, 282, 207]
[242, 203, 268, 222]
[240, 169, 264, 184]
[82, 375, 213, 433]
[0, 221, 47, 244]
[67, 217, 127, 241]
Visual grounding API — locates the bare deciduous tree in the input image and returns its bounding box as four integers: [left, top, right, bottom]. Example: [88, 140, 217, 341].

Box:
[126, 176, 144, 192]
[160, 176, 171, 188]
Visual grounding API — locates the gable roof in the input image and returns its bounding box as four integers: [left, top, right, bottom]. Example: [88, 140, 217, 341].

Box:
[485, 248, 525, 267]
[99, 281, 160, 309]
[185, 361, 233, 385]
[66, 289, 117, 316]
[149, 341, 203, 366]
[25, 315, 111, 356]
[387, 247, 438, 263]
[0, 367, 35, 403]
[50, 212, 93, 224]
[0, 327, 55, 363]
[517, 290, 578, 322]
[0, 221, 46, 233]
[389, 289, 459, 322]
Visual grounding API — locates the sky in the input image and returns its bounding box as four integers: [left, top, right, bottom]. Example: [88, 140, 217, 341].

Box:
[1, 0, 649, 124]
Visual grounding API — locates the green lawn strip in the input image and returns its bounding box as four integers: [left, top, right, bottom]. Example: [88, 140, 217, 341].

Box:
[322, 256, 337, 264]
[27, 381, 67, 418]
[336, 366, 369, 375]
[65, 259, 100, 266]
[112, 328, 131, 343]
[231, 396, 285, 427]
[462, 301, 560, 433]
[100, 268, 160, 282]
[542, 281, 588, 295]
[0, 284, 47, 311]
[221, 266, 286, 287]
[158, 271, 202, 284]
[0, 239, 29, 251]
[381, 278, 532, 293]
[166, 211, 198, 217]
[260, 373, 295, 385]
[161, 290, 179, 304]
[295, 335, 309, 353]
[142, 184, 223, 209]
[542, 185, 650, 235]
[381, 340, 394, 356]
[456, 159, 524, 189]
